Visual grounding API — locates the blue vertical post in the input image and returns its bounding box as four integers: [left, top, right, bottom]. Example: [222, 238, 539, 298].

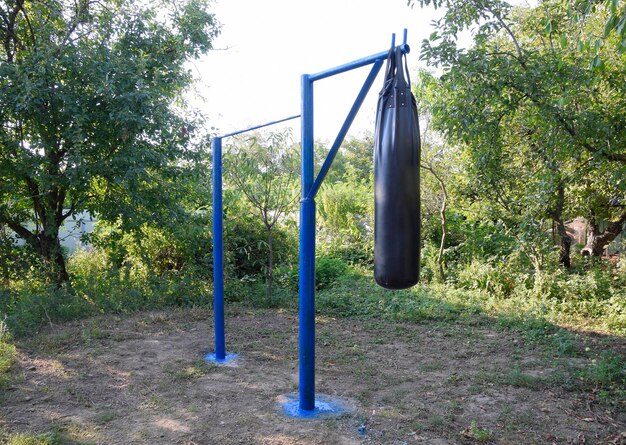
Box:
[208, 116, 300, 365]
[299, 74, 316, 412]
[212, 136, 226, 361]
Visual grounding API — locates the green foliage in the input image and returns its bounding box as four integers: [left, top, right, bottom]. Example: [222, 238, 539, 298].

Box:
[0, 432, 58, 445]
[91, 217, 213, 278]
[274, 255, 354, 292]
[223, 213, 296, 279]
[456, 259, 520, 298]
[0, 318, 16, 387]
[414, 0, 626, 268]
[315, 134, 375, 184]
[317, 179, 374, 267]
[0, 0, 220, 283]
[315, 256, 352, 291]
[0, 425, 89, 445]
[461, 421, 492, 442]
[315, 276, 468, 322]
[223, 129, 300, 299]
[316, 140, 374, 267]
[0, 246, 210, 337]
[580, 350, 626, 405]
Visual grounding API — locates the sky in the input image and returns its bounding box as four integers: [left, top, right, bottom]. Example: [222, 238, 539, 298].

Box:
[189, 0, 445, 142]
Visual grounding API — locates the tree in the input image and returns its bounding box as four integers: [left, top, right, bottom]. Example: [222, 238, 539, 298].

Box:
[0, 0, 219, 285]
[414, 70, 456, 282]
[410, 0, 626, 266]
[224, 130, 299, 301]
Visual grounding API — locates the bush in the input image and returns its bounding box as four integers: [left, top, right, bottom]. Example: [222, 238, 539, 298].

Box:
[274, 255, 354, 291]
[316, 180, 374, 267]
[0, 246, 211, 338]
[223, 214, 297, 279]
[456, 258, 521, 298]
[315, 256, 352, 290]
[91, 218, 213, 279]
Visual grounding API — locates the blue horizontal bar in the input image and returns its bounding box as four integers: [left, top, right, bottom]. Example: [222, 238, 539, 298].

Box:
[309, 44, 409, 82]
[219, 114, 301, 139]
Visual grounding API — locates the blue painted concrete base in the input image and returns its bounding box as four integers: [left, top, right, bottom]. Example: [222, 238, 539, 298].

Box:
[204, 352, 239, 364]
[280, 393, 350, 419]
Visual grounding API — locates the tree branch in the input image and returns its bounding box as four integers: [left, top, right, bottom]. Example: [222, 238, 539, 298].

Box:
[480, 0, 526, 67]
[0, 216, 38, 248]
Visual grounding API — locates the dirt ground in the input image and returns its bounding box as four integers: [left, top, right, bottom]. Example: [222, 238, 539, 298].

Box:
[1, 306, 624, 444]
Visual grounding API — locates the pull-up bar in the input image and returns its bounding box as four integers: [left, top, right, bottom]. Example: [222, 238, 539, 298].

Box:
[206, 114, 300, 363]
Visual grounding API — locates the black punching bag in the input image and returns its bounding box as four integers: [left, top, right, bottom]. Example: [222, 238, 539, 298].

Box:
[373, 46, 420, 289]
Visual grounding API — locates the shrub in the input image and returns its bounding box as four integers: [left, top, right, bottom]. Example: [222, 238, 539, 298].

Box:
[274, 255, 353, 291]
[315, 256, 352, 290]
[91, 219, 213, 278]
[223, 214, 297, 279]
[456, 258, 519, 298]
[316, 180, 374, 267]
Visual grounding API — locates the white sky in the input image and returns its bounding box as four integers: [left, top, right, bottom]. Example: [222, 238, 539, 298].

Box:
[189, 0, 444, 142]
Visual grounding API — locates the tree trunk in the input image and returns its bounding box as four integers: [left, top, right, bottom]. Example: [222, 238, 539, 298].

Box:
[554, 219, 572, 268]
[39, 231, 70, 286]
[421, 162, 448, 283]
[437, 192, 447, 283]
[581, 212, 626, 257]
[3, 218, 70, 286]
[551, 183, 571, 268]
[0, 225, 11, 287]
[266, 226, 274, 303]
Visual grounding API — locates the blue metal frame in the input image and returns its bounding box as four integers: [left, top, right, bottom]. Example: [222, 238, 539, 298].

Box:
[297, 31, 409, 413]
[207, 30, 410, 413]
[207, 114, 300, 364]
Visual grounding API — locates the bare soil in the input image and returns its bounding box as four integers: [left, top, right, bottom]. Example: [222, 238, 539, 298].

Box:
[1, 306, 624, 444]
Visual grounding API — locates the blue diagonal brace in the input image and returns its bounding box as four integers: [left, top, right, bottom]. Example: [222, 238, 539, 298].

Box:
[307, 59, 385, 200]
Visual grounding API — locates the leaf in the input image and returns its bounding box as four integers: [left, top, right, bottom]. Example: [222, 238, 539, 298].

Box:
[603, 15, 617, 38]
[544, 19, 553, 35]
[559, 33, 568, 49]
[590, 54, 604, 70]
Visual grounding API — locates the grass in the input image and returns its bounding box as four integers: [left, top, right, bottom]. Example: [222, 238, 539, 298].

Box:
[461, 421, 492, 442]
[1, 252, 625, 413]
[0, 424, 94, 445]
[162, 359, 215, 382]
[0, 319, 17, 388]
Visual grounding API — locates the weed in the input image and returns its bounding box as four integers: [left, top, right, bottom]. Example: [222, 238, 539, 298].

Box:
[550, 330, 577, 357]
[427, 414, 446, 429]
[502, 368, 547, 390]
[447, 372, 464, 385]
[0, 432, 57, 445]
[580, 350, 626, 406]
[94, 409, 118, 424]
[461, 421, 492, 441]
[0, 319, 16, 387]
[0, 424, 95, 445]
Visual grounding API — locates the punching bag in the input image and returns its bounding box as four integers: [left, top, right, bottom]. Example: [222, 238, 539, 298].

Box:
[373, 46, 421, 289]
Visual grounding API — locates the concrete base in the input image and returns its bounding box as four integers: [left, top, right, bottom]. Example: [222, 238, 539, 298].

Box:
[204, 352, 239, 365]
[280, 393, 351, 419]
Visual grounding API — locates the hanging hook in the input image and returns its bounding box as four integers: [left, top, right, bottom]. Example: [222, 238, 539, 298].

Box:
[391, 33, 396, 51]
[401, 29, 410, 53]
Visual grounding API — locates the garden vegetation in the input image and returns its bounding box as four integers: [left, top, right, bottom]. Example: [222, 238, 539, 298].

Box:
[1, 0, 624, 431]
